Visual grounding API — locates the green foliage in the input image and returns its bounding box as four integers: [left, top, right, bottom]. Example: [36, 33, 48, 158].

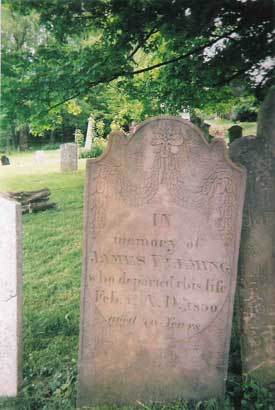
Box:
[79, 137, 108, 158]
[232, 96, 259, 122]
[241, 378, 275, 410]
[2, 0, 273, 144]
[40, 143, 60, 151]
[67, 100, 82, 116]
[74, 128, 85, 146]
[95, 120, 105, 138]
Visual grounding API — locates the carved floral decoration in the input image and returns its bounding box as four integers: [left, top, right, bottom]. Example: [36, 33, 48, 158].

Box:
[88, 121, 237, 247]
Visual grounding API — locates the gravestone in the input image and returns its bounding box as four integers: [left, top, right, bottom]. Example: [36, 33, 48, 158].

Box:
[77, 116, 246, 407]
[229, 87, 275, 386]
[84, 115, 95, 151]
[0, 195, 22, 397]
[203, 121, 214, 142]
[181, 110, 190, 120]
[1, 155, 10, 166]
[60, 143, 78, 172]
[228, 125, 243, 144]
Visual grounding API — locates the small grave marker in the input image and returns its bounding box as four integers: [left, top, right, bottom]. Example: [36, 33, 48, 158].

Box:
[228, 125, 243, 144]
[60, 143, 78, 172]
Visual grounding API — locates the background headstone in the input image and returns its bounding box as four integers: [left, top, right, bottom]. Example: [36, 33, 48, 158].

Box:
[229, 87, 275, 386]
[77, 116, 246, 407]
[181, 110, 191, 120]
[228, 125, 243, 144]
[190, 114, 213, 142]
[0, 195, 22, 397]
[84, 115, 95, 151]
[1, 155, 10, 166]
[190, 113, 203, 129]
[60, 143, 78, 172]
[203, 121, 214, 142]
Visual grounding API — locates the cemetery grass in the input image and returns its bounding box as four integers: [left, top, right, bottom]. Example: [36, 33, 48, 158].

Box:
[208, 119, 256, 137]
[0, 154, 273, 410]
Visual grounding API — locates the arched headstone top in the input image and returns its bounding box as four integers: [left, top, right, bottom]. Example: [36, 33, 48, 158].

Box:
[78, 115, 246, 406]
[90, 116, 244, 175]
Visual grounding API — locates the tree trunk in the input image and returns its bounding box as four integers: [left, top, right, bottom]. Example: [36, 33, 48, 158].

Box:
[50, 130, 55, 144]
[19, 125, 29, 151]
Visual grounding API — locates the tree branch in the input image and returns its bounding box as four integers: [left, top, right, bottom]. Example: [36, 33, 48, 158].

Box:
[111, 27, 238, 78]
[49, 92, 82, 111]
[128, 26, 158, 61]
[213, 65, 251, 87]
[49, 27, 238, 111]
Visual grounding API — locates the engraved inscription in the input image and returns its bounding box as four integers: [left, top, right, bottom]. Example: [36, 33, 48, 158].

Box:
[153, 213, 171, 226]
[78, 117, 246, 407]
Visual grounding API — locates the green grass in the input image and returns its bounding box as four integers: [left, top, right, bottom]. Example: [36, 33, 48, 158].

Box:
[0, 154, 85, 410]
[208, 119, 257, 137]
[0, 152, 273, 410]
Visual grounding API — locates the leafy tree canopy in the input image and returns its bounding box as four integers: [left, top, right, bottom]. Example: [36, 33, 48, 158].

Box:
[1, 0, 274, 140]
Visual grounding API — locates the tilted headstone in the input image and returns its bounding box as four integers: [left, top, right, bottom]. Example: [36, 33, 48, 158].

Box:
[0, 195, 22, 397]
[77, 116, 246, 407]
[228, 125, 243, 144]
[84, 115, 95, 151]
[229, 87, 275, 386]
[60, 143, 78, 172]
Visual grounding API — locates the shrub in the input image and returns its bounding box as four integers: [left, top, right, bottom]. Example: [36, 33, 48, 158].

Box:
[95, 120, 105, 138]
[74, 129, 84, 146]
[79, 137, 107, 159]
[232, 96, 259, 122]
[40, 143, 60, 151]
[241, 378, 275, 410]
[233, 105, 257, 122]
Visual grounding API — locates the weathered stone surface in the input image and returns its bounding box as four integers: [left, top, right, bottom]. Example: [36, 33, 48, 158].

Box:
[78, 116, 246, 407]
[60, 143, 78, 172]
[229, 87, 275, 386]
[84, 115, 95, 151]
[0, 195, 22, 397]
[228, 125, 243, 144]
